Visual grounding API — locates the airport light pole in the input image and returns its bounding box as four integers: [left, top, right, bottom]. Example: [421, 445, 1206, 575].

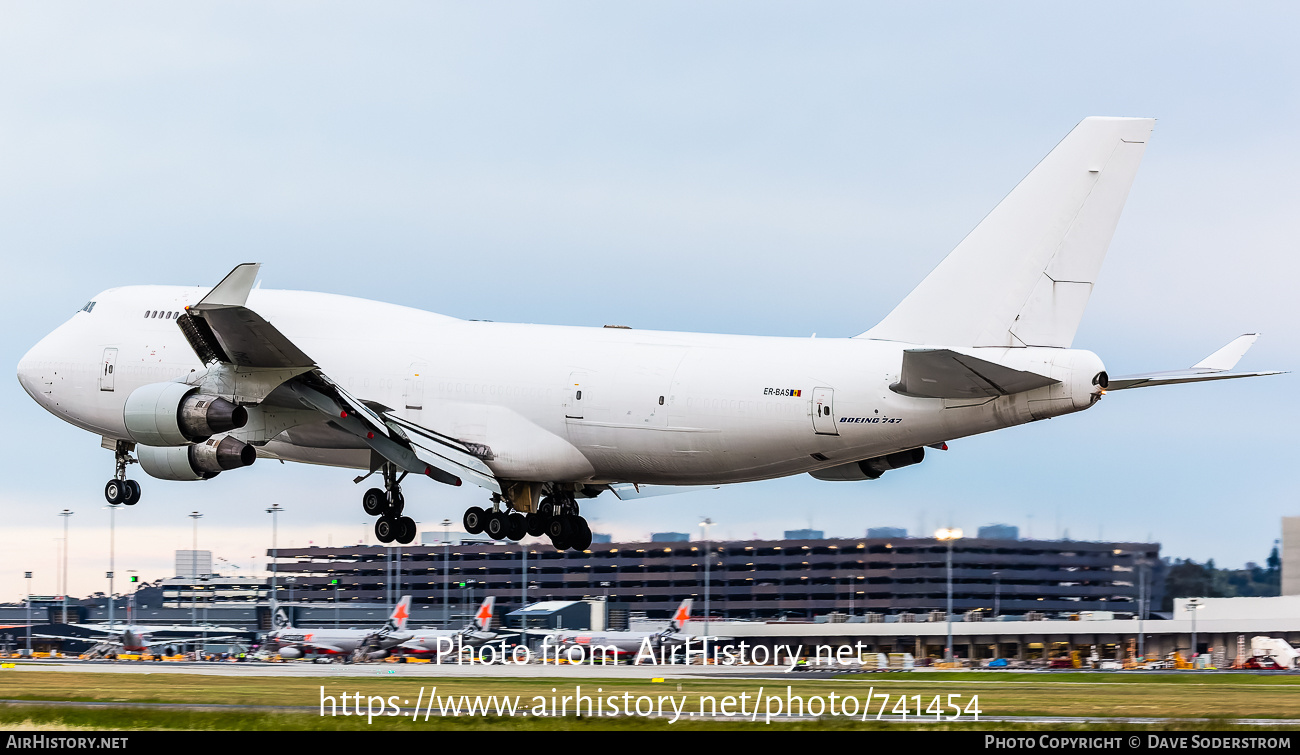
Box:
[59, 510, 73, 623]
[935, 528, 963, 663]
[24, 572, 32, 656]
[1137, 561, 1147, 659]
[106, 504, 116, 629]
[266, 504, 282, 617]
[700, 518, 714, 637]
[188, 512, 202, 628]
[331, 579, 340, 627]
[1187, 598, 1202, 661]
[992, 572, 1001, 618]
[441, 519, 452, 627]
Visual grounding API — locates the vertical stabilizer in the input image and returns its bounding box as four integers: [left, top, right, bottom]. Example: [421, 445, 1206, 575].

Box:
[386, 595, 412, 632]
[860, 117, 1154, 348]
[669, 598, 693, 632]
[471, 596, 495, 632]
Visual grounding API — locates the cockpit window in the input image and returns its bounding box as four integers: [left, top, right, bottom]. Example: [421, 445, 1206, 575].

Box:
[80, 301, 96, 313]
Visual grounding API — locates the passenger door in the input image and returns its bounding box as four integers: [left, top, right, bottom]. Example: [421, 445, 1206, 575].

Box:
[404, 361, 428, 411]
[99, 348, 118, 392]
[564, 371, 587, 420]
[812, 386, 838, 435]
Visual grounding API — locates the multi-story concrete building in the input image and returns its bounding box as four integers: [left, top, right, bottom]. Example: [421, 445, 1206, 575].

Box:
[268, 534, 1159, 623]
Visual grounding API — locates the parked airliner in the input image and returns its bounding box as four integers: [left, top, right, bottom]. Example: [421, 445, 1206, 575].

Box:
[17, 117, 1281, 551]
[267, 596, 411, 660]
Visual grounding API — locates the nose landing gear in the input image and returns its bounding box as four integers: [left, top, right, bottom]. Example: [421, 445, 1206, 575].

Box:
[104, 440, 140, 506]
[360, 462, 415, 545]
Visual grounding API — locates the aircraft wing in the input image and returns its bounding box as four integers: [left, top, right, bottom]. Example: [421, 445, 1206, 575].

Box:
[890, 349, 1058, 399]
[1107, 334, 1284, 391]
[33, 633, 123, 645]
[143, 635, 246, 649]
[178, 263, 501, 494]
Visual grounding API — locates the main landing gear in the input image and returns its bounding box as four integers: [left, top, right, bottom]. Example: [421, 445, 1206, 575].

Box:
[104, 440, 141, 506]
[360, 462, 416, 545]
[462, 490, 592, 552]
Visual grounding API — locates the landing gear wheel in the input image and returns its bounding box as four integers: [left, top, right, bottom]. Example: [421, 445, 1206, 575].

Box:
[545, 515, 570, 542]
[547, 515, 573, 550]
[104, 480, 125, 505]
[385, 490, 405, 517]
[122, 480, 141, 506]
[485, 510, 507, 541]
[572, 517, 592, 551]
[375, 517, 397, 544]
[525, 513, 545, 537]
[463, 507, 486, 535]
[506, 513, 527, 541]
[362, 488, 386, 516]
[395, 516, 417, 545]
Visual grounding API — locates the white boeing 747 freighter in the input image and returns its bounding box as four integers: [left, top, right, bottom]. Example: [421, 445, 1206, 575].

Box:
[17, 117, 1281, 551]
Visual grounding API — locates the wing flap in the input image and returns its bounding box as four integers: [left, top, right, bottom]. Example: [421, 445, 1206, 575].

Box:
[891, 349, 1058, 399]
[608, 483, 719, 500]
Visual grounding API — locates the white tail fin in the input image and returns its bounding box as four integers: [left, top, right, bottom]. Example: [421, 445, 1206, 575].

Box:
[472, 596, 495, 632]
[861, 117, 1154, 348]
[669, 599, 693, 632]
[385, 596, 412, 632]
[273, 608, 292, 630]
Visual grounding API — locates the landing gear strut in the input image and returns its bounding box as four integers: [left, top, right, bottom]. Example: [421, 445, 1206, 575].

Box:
[463, 488, 591, 552]
[360, 462, 415, 545]
[104, 440, 140, 506]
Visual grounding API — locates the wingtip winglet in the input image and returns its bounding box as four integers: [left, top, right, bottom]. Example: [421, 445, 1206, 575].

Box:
[197, 263, 262, 309]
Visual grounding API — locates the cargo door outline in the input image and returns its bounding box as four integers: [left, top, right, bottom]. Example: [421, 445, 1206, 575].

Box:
[99, 348, 118, 392]
[812, 386, 838, 435]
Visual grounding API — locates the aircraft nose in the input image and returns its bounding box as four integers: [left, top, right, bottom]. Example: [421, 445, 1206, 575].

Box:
[16, 340, 47, 402]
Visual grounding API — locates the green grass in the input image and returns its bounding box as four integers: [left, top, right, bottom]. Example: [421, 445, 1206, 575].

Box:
[1, 705, 1293, 732]
[2, 667, 1297, 730]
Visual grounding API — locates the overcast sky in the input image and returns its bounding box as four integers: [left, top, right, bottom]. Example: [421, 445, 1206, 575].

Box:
[1, 2, 1296, 602]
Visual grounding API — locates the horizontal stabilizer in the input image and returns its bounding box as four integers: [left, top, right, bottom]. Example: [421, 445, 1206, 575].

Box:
[891, 349, 1058, 399]
[1107, 334, 1284, 390]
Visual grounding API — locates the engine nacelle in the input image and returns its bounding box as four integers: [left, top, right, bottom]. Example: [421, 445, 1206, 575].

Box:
[278, 647, 302, 659]
[137, 437, 257, 481]
[809, 448, 925, 481]
[123, 382, 248, 446]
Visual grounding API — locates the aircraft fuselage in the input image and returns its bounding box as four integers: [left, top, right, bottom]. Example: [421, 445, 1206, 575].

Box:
[18, 285, 1106, 488]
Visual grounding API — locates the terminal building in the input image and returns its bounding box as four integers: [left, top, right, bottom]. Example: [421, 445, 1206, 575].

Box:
[266, 532, 1160, 623]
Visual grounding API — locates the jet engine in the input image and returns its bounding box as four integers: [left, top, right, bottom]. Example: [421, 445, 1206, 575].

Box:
[123, 382, 247, 446]
[137, 436, 257, 481]
[809, 448, 925, 481]
[278, 647, 302, 660]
